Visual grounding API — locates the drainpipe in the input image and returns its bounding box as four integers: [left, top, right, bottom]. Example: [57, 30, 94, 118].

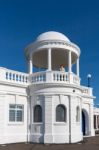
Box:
[69, 95, 71, 143]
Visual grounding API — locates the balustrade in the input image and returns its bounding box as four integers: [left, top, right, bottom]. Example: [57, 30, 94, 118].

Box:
[53, 72, 69, 82]
[5, 70, 28, 84]
[73, 75, 80, 84]
[31, 72, 46, 83]
[0, 68, 81, 86]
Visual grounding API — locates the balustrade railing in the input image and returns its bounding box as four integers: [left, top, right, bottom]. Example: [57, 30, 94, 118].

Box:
[29, 71, 80, 85]
[53, 72, 69, 82]
[6, 71, 28, 83]
[30, 72, 46, 83]
[0, 67, 28, 84]
[73, 74, 80, 84]
[82, 86, 93, 96]
[0, 68, 81, 86]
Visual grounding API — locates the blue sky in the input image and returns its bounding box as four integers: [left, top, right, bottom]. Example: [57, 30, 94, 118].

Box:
[0, 0, 99, 104]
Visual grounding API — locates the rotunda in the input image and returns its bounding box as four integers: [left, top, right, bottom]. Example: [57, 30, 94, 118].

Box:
[25, 31, 94, 144]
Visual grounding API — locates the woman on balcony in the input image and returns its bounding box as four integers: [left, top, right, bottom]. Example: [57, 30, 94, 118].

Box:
[59, 64, 65, 72]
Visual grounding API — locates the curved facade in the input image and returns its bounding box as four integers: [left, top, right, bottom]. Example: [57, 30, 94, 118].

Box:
[0, 31, 98, 144]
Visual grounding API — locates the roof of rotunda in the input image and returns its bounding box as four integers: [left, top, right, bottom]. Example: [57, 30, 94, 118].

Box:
[36, 31, 70, 42]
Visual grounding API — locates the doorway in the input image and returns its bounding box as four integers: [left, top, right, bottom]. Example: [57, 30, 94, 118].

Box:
[82, 109, 89, 136]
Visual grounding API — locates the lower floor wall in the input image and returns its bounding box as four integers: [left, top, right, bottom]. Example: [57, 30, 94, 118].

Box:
[0, 134, 27, 144]
[0, 131, 95, 145]
[0, 86, 96, 144]
[29, 133, 82, 144]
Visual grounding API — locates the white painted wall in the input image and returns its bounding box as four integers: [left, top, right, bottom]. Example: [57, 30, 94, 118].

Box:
[0, 70, 96, 144]
[82, 98, 95, 136]
[53, 95, 69, 143]
[0, 83, 28, 144]
[0, 94, 5, 144]
[30, 95, 44, 143]
[70, 96, 82, 143]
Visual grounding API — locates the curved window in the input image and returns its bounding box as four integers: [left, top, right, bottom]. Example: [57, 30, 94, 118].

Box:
[56, 104, 66, 122]
[76, 106, 80, 122]
[34, 105, 42, 122]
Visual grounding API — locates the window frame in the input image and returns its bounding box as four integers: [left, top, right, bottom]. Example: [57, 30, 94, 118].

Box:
[33, 105, 42, 123]
[9, 104, 24, 123]
[76, 106, 80, 122]
[56, 104, 66, 122]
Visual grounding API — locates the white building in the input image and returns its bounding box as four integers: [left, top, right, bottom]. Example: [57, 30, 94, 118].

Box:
[0, 31, 99, 144]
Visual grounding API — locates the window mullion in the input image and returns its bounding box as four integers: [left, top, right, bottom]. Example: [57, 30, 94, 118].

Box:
[15, 105, 17, 122]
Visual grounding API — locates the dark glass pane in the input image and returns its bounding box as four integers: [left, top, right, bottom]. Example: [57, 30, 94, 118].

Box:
[76, 106, 80, 122]
[56, 105, 66, 122]
[17, 105, 23, 109]
[34, 105, 42, 122]
[16, 110, 23, 121]
[10, 105, 16, 109]
[9, 110, 15, 121]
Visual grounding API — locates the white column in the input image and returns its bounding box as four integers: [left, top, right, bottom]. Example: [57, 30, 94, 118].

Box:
[68, 51, 72, 73]
[89, 103, 95, 136]
[28, 54, 33, 74]
[44, 95, 53, 143]
[48, 48, 52, 71]
[96, 116, 98, 129]
[98, 116, 99, 129]
[76, 58, 80, 76]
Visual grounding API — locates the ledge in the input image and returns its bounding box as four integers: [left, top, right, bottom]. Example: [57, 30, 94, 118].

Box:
[54, 122, 67, 126]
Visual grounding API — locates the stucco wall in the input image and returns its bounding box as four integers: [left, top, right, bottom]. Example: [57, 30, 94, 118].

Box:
[0, 84, 27, 144]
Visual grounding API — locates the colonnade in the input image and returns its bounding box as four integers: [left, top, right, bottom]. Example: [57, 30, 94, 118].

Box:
[28, 48, 80, 77]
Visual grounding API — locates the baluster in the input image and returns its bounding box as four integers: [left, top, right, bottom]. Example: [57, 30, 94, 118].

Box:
[9, 73, 12, 80]
[66, 74, 68, 81]
[23, 76, 24, 82]
[35, 76, 38, 82]
[19, 75, 21, 82]
[57, 73, 60, 81]
[61, 74, 63, 81]
[55, 73, 58, 81]
[13, 74, 15, 80]
[42, 74, 45, 81]
[63, 74, 65, 81]
[40, 74, 43, 81]
[37, 76, 39, 81]
[53, 73, 56, 81]
[17, 74, 19, 81]
[34, 76, 36, 82]
[60, 74, 62, 81]
[24, 76, 26, 82]
[43, 74, 45, 81]
[6, 72, 8, 79]
[25, 76, 28, 83]
[38, 75, 41, 81]
[40, 75, 42, 81]
[16, 74, 18, 81]
[31, 76, 33, 82]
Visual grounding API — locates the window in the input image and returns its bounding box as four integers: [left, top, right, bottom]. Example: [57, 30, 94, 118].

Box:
[56, 104, 66, 122]
[76, 106, 80, 122]
[34, 105, 42, 122]
[9, 104, 24, 122]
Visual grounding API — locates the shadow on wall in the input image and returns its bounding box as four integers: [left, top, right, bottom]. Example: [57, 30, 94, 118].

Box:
[82, 109, 89, 136]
